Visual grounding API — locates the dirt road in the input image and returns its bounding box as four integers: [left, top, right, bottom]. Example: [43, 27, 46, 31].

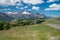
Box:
[46, 24, 60, 29]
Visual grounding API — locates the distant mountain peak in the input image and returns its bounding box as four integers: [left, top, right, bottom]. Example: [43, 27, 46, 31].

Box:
[16, 10, 46, 19]
[6, 12, 18, 15]
[22, 11, 31, 15]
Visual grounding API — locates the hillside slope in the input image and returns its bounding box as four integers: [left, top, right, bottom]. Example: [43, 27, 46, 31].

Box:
[0, 23, 60, 40]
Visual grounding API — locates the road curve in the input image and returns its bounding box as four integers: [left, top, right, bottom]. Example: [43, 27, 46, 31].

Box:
[46, 24, 60, 29]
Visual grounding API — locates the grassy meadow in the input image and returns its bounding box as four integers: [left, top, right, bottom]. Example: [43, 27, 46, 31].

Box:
[0, 21, 60, 40]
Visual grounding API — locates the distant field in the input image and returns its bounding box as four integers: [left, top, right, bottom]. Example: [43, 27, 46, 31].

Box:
[0, 22, 60, 40]
[45, 18, 60, 24]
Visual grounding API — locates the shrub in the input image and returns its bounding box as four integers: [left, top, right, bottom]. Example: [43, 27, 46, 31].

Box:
[10, 19, 19, 27]
[3, 22, 11, 30]
[0, 22, 4, 30]
[57, 18, 60, 20]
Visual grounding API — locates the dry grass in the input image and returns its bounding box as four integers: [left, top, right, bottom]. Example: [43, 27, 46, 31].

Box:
[0, 23, 60, 40]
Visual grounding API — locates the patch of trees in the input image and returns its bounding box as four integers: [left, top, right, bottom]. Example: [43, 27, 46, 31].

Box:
[0, 22, 11, 30]
[0, 18, 45, 30]
[57, 18, 60, 20]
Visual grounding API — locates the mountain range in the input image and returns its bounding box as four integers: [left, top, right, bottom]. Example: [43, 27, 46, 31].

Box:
[16, 11, 46, 19]
[0, 12, 13, 21]
[0, 11, 47, 21]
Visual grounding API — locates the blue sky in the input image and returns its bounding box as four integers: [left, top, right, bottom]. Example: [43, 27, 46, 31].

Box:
[0, 0, 60, 17]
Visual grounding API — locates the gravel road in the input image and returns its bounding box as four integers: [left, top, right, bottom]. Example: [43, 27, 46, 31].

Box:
[46, 24, 60, 29]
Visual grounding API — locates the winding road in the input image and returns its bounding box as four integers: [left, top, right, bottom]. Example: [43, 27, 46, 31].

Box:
[46, 24, 60, 29]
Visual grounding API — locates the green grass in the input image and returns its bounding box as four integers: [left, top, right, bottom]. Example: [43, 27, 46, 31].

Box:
[45, 18, 60, 24]
[0, 22, 60, 40]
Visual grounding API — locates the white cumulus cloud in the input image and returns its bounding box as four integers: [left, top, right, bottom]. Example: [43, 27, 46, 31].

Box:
[47, 0, 59, 2]
[45, 4, 60, 10]
[22, 0, 44, 5]
[24, 6, 28, 8]
[0, 0, 21, 6]
[16, 6, 20, 9]
[32, 6, 40, 10]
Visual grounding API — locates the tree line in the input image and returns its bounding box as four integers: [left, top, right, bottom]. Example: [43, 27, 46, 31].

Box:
[0, 18, 45, 30]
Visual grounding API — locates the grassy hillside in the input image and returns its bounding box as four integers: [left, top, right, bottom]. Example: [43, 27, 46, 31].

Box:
[0, 22, 60, 40]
